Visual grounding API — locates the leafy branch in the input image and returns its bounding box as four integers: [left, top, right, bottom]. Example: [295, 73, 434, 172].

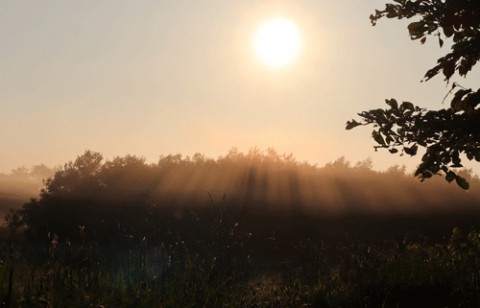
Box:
[348, 0, 480, 189]
[348, 99, 480, 189]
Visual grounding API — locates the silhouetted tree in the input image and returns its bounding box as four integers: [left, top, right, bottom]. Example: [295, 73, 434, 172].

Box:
[347, 0, 480, 189]
[7, 149, 480, 242]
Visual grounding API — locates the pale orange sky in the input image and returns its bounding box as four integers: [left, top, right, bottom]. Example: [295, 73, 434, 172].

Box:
[1, 1, 479, 174]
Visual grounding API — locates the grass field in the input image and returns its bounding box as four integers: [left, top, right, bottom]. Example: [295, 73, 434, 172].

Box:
[2, 205, 480, 307]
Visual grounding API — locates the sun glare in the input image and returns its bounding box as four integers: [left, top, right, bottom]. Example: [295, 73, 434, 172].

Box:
[253, 18, 301, 68]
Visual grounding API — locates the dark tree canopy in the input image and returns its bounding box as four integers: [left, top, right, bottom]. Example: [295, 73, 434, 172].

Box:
[347, 0, 480, 189]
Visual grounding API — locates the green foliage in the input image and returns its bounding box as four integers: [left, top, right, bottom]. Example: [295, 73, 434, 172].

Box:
[348, 1, 480, 189]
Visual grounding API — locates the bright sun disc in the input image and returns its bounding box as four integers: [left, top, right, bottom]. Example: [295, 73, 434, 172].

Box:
[254, 18, 301, 68]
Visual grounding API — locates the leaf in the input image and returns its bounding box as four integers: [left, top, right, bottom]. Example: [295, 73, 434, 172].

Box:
[443, 25, 454, 37]
[385, 98, 398, 109]
[407, 21, 427, 39]
[372, 131, 386, 146]
[445, 171, 456, 183]
[424, 66, 441, 81]
[414, 163, 427, 177]
[389, 148, 399, 154]
[404, 144, 418, 156]
[461, 93, 480, 114]
[400, 101, 414, 111]
[442, 60, 456, 80]
[450, 89, 471, 112]
[346, 120, 362, 130]
[385, 134, 394, 143]
[455, 176, 470, 190]
[452, 88, 471, 101]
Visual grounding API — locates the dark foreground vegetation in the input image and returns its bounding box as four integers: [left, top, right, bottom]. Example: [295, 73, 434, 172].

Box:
[3, 223, 480, 307]
[2, 149, 480, 306]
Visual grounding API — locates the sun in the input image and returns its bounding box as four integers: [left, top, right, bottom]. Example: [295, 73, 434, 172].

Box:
[253, 18, 301, 68]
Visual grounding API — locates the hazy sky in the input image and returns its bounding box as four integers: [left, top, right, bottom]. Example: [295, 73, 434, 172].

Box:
[1, 1, 479, 174]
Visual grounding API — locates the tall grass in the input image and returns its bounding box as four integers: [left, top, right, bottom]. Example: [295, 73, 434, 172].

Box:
[2, 218, 480, 306]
